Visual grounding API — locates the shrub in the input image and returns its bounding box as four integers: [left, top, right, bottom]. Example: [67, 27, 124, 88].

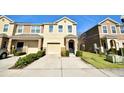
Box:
[61, 50, 69, 57]
[14, 51, 26, 56]
[118, 48, 124, 56]
[66, 50, 69, 57]
[11, 50, 45, 69]
[76, 51, 82, 57]
[107, 48, 117, 54]
[36, 51, 45, 58]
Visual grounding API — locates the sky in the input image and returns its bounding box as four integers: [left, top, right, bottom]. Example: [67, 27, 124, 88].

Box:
[7, 15, 122, 35]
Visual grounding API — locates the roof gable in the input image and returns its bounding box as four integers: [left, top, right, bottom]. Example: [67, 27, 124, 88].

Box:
[98, 17, 119, 25]
[55, 16, 77, 25]
[0, 15, 14, 23]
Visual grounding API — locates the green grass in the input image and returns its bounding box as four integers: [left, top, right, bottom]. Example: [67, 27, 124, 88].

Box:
[81, 51, 124, 69]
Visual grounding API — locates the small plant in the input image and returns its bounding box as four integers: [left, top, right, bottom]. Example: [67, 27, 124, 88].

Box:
[66, 50, 69, 57]
[61, 50, 69, 57]
[107, 48, 117, 54]
[76, 51, 82, 57]
[118, 48, 124, 56]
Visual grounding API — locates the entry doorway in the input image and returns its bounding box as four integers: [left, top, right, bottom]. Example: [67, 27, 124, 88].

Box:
[17, 42, 24, 51]
[110, 40, 116, 48]
[68, 40, 74, 53]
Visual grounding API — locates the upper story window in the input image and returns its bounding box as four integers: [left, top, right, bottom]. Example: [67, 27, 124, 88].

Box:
[31, 26, 40, 33]
[68, 25, 72, 32]
[111, 25, 116, 33]
[17, 25, 23, 33]
[58, 25, 63, 32]
[120, 26, 124, 33]
[36, 26, 40, 33]
[102, 25, 108, 33]
[49, 25, 53, 32]
[3, 24, 9, 32]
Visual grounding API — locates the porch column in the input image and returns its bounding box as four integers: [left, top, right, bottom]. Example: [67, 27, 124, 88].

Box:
[106, 39, 110, 50]
[7, 38, 12, 54]
[0, 38, 3, 49]
[38, 39, 41, 51]
[66, 39, 69, 50]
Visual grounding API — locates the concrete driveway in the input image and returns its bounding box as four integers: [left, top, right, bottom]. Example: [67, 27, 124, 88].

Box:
[0, 55, 19, 71]
[0, 54, 124, 77]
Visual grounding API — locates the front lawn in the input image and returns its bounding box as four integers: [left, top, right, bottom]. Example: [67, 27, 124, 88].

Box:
[81, 51, 124, 69]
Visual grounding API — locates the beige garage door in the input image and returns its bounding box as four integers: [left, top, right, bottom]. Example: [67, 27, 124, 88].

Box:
[28, 41, 38, 54]
[47, 43, 61, 55]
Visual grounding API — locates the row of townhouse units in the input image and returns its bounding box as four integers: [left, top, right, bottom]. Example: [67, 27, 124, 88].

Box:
[0, 16, 78, 56]
[79, 18, 124, 53]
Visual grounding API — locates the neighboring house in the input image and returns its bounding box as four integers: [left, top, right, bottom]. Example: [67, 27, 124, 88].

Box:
[0, 16, 78, 56]
[79, 17, 124, 53]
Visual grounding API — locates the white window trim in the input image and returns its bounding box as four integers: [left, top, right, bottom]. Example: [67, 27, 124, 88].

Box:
[110, 25, 117, 34]
[17, 25, 24, 34]
[68, 25, 72, 33]
[3, 24, 9, 32]
[120, 26, 124, 34]
[101, 25, 108, 34]
[58, 25, 63, 32]
[30, 26, 41, 33]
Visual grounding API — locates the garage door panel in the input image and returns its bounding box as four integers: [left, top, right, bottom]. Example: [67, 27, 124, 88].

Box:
[28, 41, 38, 54]
[47, 43, 60, 55]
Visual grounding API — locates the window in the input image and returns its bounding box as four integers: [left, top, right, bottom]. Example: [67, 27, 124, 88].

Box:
[58, 25, 63, 32]
[31, 26, 35, 33]
[31, 26, 40, 33]
[120, 26, 124, 33]
[111, 26, 116, 33]
[36, 26, 40, 33]
[102, 26, 108, 33]
[3, 24, 9, 32]
[17, 25, 23, 33]
[68, 25, 72, 32]
[49, 25, 53, 32]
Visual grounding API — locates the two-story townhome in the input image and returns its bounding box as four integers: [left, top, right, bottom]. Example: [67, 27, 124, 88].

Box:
[79, 17, 124, 53]
[0, 16, 78, 56]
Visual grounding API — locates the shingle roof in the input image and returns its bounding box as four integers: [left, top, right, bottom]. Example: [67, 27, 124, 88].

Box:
[11, 34, 43, 40]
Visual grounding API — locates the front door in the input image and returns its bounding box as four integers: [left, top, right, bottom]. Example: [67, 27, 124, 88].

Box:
[17, 42, 24, 51]
[69, 40, 74, 53]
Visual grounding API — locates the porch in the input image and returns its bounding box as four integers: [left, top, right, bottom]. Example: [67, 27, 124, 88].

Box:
[100, 35, 120, 53]
[7, 34, 43, 54]
[65, 34, 78, 53]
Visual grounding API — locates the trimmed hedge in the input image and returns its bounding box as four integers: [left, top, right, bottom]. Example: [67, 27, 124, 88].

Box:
[61, 50, 69, 57]
[10, 50, 45, 69]
[76, 51, 82, 57]
[36, 50, 45, 58]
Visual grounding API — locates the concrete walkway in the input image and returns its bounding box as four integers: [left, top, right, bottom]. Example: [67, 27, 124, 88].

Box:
[0, 54, 117, 77]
